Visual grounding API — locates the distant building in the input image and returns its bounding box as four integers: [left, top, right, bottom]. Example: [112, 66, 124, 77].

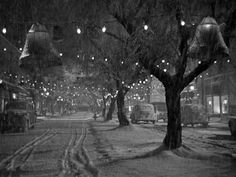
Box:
[149, 77, 166, 113]
[0, 33, 23, 83]
[197, 38, 236, 117]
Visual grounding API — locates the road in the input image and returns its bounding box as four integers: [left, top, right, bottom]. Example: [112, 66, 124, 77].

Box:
[0, 113, 235, 177]
[0, 112, 98, 177]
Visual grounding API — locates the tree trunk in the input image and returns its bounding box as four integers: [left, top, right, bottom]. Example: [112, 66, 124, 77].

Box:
[51, 101, 54, 116]
[105, 97, 116, 121]
[102, 96, 106, 118]
[163, 87, 182, 149]
[116, 89, 129, 126]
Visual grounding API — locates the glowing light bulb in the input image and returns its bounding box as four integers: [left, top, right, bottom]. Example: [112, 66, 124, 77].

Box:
[2, 28, 6, 34]
[181, 20, 185, 26]
[144, 25, 148, 30]
[204, 24, 211, 29]
[189, 85, 194, 91]
[77, 27, 81, 34]
[102, 26, 106, 32]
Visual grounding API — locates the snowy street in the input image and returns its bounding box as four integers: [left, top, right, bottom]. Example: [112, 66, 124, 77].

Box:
[0, 112, 98, 177]
[1, 1, 236, 176]
[1, 112, 235, 177]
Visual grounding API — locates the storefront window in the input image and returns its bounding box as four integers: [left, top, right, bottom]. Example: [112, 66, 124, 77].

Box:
[221, 95, 228, 114]
[213, 96, 220, 114]
[206, 96, 212, 114]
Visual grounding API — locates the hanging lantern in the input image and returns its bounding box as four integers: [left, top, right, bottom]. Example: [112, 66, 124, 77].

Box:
[188, 17, 229, 60]
[19, 23, 62, 70]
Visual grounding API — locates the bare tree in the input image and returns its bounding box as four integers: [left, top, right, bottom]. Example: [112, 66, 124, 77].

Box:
[91, 0, 235, 149]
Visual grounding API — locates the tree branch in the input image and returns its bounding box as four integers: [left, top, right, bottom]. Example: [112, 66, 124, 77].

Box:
[176, 42, 188, 79]
[139, 55, 172, 87]
[224, 9, 236, 47]
[182, 50, 215, 90]
[103, 31, 126, 43]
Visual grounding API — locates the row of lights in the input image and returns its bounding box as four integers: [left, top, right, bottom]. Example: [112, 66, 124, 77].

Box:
[2, 25, 106, 35]
[77, 24, 149, 35]
[76, 26, 107, 34]
[2, 22, 149, 36]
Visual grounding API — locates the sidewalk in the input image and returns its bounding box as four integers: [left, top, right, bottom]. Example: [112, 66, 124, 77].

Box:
[86, 120, 236, 177]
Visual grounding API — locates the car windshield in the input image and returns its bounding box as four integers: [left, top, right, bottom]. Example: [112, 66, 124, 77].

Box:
[156, 103, 167, 112]
[6, 102, 26, 110]
[137, 105, 153, 112]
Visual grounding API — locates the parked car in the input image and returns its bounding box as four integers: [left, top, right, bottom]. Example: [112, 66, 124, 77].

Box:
[4, 101, 36, 132]
[228, 119, 236, 138]
[228, 105, 236, 138]
[130, 103, 156, 124]
[154, 102, 167, 122]
[181, 104, 208, 127]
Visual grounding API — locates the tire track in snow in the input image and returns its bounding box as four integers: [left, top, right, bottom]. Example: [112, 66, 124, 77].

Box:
[59, 123, 99, 177]
[0, 129, 57, 177]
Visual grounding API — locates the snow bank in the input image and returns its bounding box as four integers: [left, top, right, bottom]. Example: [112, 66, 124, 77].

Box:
[86, 120, 236, 177]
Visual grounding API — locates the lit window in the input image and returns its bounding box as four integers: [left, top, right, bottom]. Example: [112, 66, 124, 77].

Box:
[12, 93, 17, 99]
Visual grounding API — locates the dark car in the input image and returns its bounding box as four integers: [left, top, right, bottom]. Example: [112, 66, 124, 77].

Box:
[4, 101, 36, 132]
[130, 103, 157, 124]
[228, 119, 236, 138]
[154, 102, 168, 122]
[181, 104, 208, 127]
[228, 105, 236, 138]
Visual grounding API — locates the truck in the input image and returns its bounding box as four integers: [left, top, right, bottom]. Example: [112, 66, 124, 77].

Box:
[0, 79, 36, 133]
[1, 100, 36, 133]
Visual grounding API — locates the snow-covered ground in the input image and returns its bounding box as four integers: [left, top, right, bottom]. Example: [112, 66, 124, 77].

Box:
[0, 113, 235, 177]
[86, 119, 236, 177]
